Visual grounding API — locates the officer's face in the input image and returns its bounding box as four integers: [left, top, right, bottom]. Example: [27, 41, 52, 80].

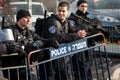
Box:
[77, 3, 88, 14]
[57, 6, 69, 22]
[18, 16, 31, 29]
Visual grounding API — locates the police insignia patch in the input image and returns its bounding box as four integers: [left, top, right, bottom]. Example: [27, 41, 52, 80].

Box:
[69, 20, 75, 27]
[48, 25, 56, 34]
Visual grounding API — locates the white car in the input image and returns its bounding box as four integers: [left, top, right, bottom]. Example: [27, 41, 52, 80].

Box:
[10, 1, 49, 31]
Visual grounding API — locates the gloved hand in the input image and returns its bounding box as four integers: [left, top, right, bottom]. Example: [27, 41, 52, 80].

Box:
[5, 41, 27, 57]
[50, 38, 59, 48]
[24, 42, 38, 54]
[44, 38, 59, 48]
[24, 42, 44, 61]
[17, 47, 27, 57]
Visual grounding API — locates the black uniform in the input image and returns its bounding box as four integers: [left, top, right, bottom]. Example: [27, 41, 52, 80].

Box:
[44, 14, 82, 80]
[2, 24, 58, 80]
[69, 10, 109, 42]
[69, 10, 109, 80]
[44, 14, 81, 43]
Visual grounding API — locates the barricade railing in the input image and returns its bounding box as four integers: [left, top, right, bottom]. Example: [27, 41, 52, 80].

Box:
[27, 33, 111, 80]
[0, 33, 111, 80]
[0, 65, 28, 80]
[0, 53, 28, 80]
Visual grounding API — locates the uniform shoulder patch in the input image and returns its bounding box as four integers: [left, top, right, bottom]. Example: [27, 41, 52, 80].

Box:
[48, 25, 56, 34]
[69, 20, 75, 26]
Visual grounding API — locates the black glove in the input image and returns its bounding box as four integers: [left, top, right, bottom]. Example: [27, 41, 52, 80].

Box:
[17, 47, 27, 57]
[5, 41, 27, 57]
[25, 42, 37, 53]
[25, 42, 44, 61]
[44, 38, 59, 48]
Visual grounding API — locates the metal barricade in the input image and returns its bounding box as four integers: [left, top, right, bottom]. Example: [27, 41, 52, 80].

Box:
[27, 33, 111, 80]
[0, 33, 111, 80]
[0, 54, 29, 80]
[0, 64, 28, 80]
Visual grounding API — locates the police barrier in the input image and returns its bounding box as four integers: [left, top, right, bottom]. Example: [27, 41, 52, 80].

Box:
[27, 33, 111, 80]
[0, 54, 28, 80]
[0, 64, 28, 80]
[0, 33, 111, 80]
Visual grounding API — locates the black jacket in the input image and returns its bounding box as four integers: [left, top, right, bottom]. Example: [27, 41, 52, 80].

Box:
[76, 10, 89, 19]
[10, 24, 58, 49]
[44, 14, 81, 43]
[69, 10, 109, 46]
[3, 24, 58, 61]
[69, 10, 109, 37]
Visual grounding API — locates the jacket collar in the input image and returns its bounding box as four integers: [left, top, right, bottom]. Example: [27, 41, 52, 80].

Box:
[76, 10, 89, 18]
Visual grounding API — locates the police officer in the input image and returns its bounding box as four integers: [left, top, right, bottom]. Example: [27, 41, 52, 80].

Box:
[44, 1, 86, 80]
[69, 0, 95, 37]
[68, 0, 109, 80]
[69, 0, 108, 41]
[1, 9, 59, 80]
[44, 2, 86, 42]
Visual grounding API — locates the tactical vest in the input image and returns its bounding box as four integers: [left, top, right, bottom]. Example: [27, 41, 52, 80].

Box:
[10, 25, 33, 46]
